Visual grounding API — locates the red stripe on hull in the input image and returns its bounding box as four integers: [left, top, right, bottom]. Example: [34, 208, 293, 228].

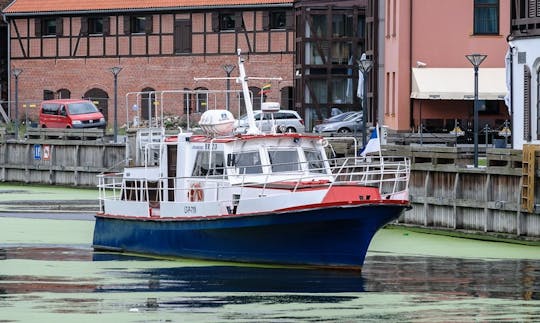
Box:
[322, 185, 381, 204]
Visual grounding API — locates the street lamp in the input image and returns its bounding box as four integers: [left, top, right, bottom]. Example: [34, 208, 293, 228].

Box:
[12, 68, 22, 140]
[222, 64, 236, 111]
[109, 66, 123, 143]
[465, 53, 487, 168]
[357, 55, 373, 147]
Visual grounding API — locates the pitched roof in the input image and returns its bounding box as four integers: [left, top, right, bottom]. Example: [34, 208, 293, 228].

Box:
[3, 0, 293, 15]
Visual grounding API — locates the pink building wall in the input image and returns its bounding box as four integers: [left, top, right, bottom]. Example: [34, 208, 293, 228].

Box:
[385, 0, 510, 132]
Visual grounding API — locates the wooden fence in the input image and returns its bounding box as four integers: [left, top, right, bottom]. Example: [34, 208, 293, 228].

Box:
[1, 131, 539, 240]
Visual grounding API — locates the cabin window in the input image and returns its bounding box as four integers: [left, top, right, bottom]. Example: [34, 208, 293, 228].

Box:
[268, 149, 300, 173]
[304, 149, 325, 173]
[192, 151, 225, 177]
[234, 151, 263, 174]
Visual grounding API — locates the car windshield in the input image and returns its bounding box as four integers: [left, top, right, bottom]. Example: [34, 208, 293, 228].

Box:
[67, 102, 99, 115]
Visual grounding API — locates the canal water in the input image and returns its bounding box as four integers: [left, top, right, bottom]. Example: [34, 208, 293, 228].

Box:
[1, 185, 540, 321]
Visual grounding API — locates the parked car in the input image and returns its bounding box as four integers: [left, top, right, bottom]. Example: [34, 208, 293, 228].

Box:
[313, 112, 363, 134]
[235, 109, 305, 133]
[39, 99, 106, 129]
[321, 111, 357, 124]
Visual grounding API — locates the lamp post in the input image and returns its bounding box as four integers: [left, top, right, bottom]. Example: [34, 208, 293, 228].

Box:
[465, 53, 487, 168]
[11, 68, 22, 140]
[109, 66, 123, 143]
[357, 56, 373, 147]
[222, 64, 236, 111]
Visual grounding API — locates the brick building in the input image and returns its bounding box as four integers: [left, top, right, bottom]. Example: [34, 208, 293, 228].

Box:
[386, 0, 511, 137]
[2, 0, 374, 130]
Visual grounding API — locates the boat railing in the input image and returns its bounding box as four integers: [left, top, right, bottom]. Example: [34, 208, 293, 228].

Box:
[97, 155, 410, 206]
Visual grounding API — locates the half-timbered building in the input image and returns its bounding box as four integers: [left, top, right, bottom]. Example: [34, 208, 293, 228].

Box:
[2, 0, 374, 130]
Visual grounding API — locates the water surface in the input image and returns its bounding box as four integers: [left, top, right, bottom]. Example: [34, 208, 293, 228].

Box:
[1, 216, 540, 322]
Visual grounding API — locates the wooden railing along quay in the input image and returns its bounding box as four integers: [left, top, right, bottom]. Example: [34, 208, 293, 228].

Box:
[1, 128, 539, 241]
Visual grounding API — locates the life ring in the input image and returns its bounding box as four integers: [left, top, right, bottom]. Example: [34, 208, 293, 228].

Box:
[188, 183, 204, 202]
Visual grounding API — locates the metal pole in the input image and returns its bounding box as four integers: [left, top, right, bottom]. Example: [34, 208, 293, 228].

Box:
[113, 73, 118, 143]
[110, 66, 122, 143]
[14, 75, 18, 140]
[223, 64, 235, 111]
[362, 70, 367, 147]
[226, 76, 230, 110]
[473, 65, 479, 168]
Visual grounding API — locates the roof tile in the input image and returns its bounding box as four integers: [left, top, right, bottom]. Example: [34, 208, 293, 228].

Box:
[4, 0, 293, 14]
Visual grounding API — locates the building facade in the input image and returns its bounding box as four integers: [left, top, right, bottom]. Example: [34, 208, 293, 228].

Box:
[386, 0, 511, 141]
[2, 0, 297, 125]
[2, 0, 376, 131]
[508, 0, 540, 149]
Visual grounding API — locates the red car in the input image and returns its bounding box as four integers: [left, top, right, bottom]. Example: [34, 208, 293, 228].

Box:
[39, 99, 106, 129]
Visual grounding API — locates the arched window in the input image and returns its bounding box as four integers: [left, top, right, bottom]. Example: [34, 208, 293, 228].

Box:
[194, 87, 208, 113]
[84, 88, 109, 121]
[56, 89, 71, 99]
[43, 90, 54, 100]
[140, 87, 156, 121]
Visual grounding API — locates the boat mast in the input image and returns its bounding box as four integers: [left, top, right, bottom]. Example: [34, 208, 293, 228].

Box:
[236, 49, 260, 135]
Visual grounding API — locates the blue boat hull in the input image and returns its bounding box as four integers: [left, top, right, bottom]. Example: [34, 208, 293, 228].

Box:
[92, 203, 406, 270]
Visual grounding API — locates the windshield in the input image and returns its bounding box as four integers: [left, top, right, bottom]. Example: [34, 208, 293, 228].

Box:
[67, 102, 99, 115]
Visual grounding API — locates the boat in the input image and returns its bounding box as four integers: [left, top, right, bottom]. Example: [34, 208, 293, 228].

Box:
[92, 50, 411, 270]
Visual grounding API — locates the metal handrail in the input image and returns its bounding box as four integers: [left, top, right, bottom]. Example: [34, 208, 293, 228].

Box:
[97, 155, 410, 204]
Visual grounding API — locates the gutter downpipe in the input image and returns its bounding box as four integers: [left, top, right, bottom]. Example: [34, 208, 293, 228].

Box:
[2, 13, 11, 121]
[409, 0, 414, 132]
[506, 34, 514, 149]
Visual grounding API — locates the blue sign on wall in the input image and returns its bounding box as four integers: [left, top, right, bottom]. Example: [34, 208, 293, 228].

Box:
[34, 144, 41, 160]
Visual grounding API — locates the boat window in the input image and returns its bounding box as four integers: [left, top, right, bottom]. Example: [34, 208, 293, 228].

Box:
[192, 151, 225, 177]
[268, 149, 300, 173]
[234, 151, 263, 174]
[305, 149, 325, 173]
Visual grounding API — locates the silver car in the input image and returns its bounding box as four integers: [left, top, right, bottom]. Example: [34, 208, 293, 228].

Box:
[235, 110, 305, 133]
[313, 112, 363, 133]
